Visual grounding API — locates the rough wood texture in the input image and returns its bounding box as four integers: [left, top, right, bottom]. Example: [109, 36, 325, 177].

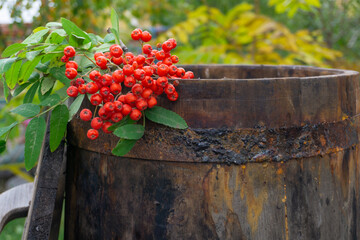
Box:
[0, 182, 33, 232]
[66, 65, 360, 239]
[22, 126, 66, 240]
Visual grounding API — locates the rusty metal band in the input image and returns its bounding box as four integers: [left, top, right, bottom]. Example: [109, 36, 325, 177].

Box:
[67, 115, 359, 164]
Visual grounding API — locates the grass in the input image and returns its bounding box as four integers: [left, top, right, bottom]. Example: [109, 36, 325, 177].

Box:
[0, 218, 25, 240]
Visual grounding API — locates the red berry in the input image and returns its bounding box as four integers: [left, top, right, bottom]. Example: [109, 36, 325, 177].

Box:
[142, 44, 152, 54]
[111, 112, 123, 123]
[165, 84, 175, 95]
[130, 109, 142, 121]
[61, 55, 69, 63]
[104, 52, 112, 59]
[90, 93, 103, 105]
[118, 95, 126, 103]
[168, 38, 177, 48]
[131, 28, 142, 40]
[167, 91, 179, 101]
[110, 83, 122, 95]
[171, 55, 179, 64]
[78, 84, 87, 94]
[173, 79, 180, 87]
[111, 56, 123, 65]
[141, 88, 153, 99]
[100, 87, 110, 97]
[66, 61, 78, 70]
[98, 107, 111, 120]
[67, 86, 78, 97]
[168, 65, 178, 76]
[125, 92, 137, 105]
[147, 96, 157, 108]
[102, 122, 113, 134]
[123, 64, 134, 76]
[65, 68, 78, 79]
[162, 41, 173, 52]
[80, 109, 92, 121]
[156, 76, 168, 88]
[110, 44, 123, 58]
[135, 55, 146, 65]
[157, 64, 169, 77]
[114, 101, 123, 112]
[96, 56, 108, 69]
[136, 98, 148, 111]
[176, 67, 186, 78]
[184, 71, 194, 79]
[104, 102, 115, 113]
[87, 129, 99, 140]
[141, 76, 154, 88]
[91, 117, 103, 130]
[89, 70, 102, 82]
[143, 66, 154, 76]
[112, 70, 125, 83]
[124, 76, 136, 88]
[94, 52, 105, 60]
[100, 74, 113, 86]
[133, 69, 145, 80]
[132, 84, 143, 96]
[155, 50, 166, 61]
[86, 82, 99, 94]
[121, 104, 132, 116]
[64, 46, 76, 57]
[163, 57, 172, 66]
[103, 93, 115, 103]
[75, 78, 85, 86]
[141, 31, 152, 42]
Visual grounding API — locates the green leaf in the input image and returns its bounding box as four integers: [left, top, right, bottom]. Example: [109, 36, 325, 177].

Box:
[2, 43, 27, 58]
[41, 77, 56, 95]
[104, 33, 115, 43]
[69, 34, 85, 47]
[45, 22, 63, 28]
[5, 60, 22, 89]
[112, 139, 137, 156]
[145, 106, 188, 129]
[88, 33, 101, 46]
[68, 94, 84, 122]
[113, 124, 144, 140]
[26, 50, 42, 61]
[61, 18, 91, 44]
[0, 58, 17, 74]
[23, 82, 39, 103]
[49, 66, 70, 86]
[42, 53, 61, 63]
[22, 29, 49, 44]
[44, 44, 58, 53]
[11, 103, 40, 117]
[46, 29, 67, 44]
[39, 94, 61, 107]
[111, 8, 120, 32]
[111, 28, 120, 45]
[13, 82, 31, 97]
[107, 116, 136, 131]
[93, 43, 113, 53]
[36, 61, 50, 72]
[55, 86, 68, 99]
[28, 72, 41, 83]
[50, 104, 69, 152]
[20, 56, 42, 82]
[0, 122, 18, 137]
[0, 140, 6, 154]
[25, 117, 46, 170]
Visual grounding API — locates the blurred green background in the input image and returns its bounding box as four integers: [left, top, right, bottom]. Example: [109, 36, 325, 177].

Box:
[0, 0, 360, 239]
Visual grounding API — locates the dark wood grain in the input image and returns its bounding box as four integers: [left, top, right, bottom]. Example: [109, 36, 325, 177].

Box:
[22, 123, 66, 240]
[66, 64, 360, 239]
[0, 183, 33, 233]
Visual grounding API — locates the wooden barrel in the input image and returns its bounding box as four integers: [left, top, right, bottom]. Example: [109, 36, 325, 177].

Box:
[65, 65, 360, 240]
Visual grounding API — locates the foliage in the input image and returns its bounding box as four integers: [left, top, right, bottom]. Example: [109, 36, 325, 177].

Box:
[0, 10, 188, 170]
[158, 3, 341, 66]
[268, 0, 321, 17]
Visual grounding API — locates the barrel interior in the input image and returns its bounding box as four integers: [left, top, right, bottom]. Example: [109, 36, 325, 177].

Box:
[183, 64, 351, 80]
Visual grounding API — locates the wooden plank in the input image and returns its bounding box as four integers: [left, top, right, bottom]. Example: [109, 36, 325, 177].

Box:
[0, 182, 33, 232]
[22, 122, 67, 240]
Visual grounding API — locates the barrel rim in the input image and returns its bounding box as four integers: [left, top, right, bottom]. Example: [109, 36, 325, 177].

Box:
[179, 64, 359, 81]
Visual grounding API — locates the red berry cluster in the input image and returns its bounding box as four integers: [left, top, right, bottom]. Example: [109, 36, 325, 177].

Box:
[64, 29, 194, 140]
